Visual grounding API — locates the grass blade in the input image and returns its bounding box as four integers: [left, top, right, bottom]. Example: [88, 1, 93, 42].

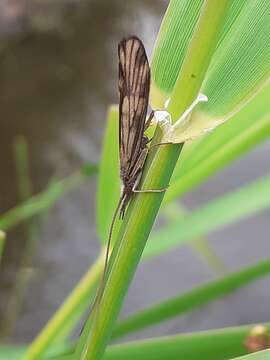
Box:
[96, 106, 120, 244]
[112, 260, 270, 338]
[105, 324, 270, 360]
[0, 164, 98, 232]
[0, 230, 5, 263]
[200, 0, 270, 118]
[145, 173, 270, 259]
[165, 81, 270, 204]
[21, 252, 104, 360]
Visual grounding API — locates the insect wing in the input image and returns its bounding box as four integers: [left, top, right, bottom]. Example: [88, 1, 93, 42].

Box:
[118, 36, 150, 180]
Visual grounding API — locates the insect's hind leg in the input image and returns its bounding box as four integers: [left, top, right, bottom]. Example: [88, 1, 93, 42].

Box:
[133, 185, 167, 193]
[130, 147, 168, 194]
[132, 164, 167, 194]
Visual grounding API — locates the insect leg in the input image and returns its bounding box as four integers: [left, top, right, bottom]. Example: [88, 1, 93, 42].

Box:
[149, 141, 173, 149]
[144, 110, 155, 131]
[131, 149, 167, 193]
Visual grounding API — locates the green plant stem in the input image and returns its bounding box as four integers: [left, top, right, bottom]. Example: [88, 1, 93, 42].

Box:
[112, 260, 270, 339]
[22, 251, 104, 360]
[0, 137, 38, 340]
[0, 230, 6, 262]
[105, 323, 270, 360]
[77, 131, 182, 359]
[164, 113, 270, 204]
[162, 202, 226, 274]
[0, 164, 98, 231]
[78, 1, 230, 359]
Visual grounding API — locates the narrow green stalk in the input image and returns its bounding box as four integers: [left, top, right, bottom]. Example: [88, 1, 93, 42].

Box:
[105, 323, 270, 360]
[164, 113, 270, 204]
[190, 237, 227, 274]
[78, 1, 230, 358]
[0, 136, 37, 339]
[77, 132, 182, 359]
[163, 202, 226, 274]
[22, 251, 104, 360]
[112, 260, 270, 339]
[0, 230, 5, 262]
[0, 164, 98, 231]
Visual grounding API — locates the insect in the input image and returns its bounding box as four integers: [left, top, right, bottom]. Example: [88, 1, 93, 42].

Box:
[81, 36, 165, 331]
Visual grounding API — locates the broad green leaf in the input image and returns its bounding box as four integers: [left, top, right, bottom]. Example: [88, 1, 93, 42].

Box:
[164, 1, 231, 122]
[96, 106, 120, 244]
[145, 173, 270, 259]
[151, 0, 270, 121]
[231, 350, 270, 360]
[113, 260, 270, 339]
[165, 81, 270, 204]
[105, 324, 270, 360]
[150, 0, 246, 108]
[0, 164, 97, 231]
[200, 0, 270, 118]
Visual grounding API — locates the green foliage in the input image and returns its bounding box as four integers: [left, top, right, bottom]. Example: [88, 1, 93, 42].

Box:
[96, 106, 120, 244]
[105, 324, 270, 360]
[145, 173, 270, 259]
[3, 0, 270, 359]
[0, 164, 98, 232]
[113, 260, 270, 338]
[0, 230, 5, 262]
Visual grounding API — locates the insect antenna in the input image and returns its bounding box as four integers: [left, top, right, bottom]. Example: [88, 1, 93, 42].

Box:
[80, 192, 126, 333]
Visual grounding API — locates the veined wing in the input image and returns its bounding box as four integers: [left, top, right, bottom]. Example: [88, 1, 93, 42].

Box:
[118, 36, 150, 180]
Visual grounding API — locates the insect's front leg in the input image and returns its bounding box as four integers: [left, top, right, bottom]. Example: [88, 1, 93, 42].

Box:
[131, 148, 167, 194]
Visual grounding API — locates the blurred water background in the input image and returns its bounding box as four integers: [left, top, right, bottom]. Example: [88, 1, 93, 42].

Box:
[0, 0, 269, 344]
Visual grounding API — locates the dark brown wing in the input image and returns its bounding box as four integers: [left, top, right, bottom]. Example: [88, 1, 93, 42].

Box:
[118, 36, 150, 181]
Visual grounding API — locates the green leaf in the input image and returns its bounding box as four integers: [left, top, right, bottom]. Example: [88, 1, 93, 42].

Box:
[96, 106, 120, 244]
[151, 0, 270, 120]
[105, 324, 270, 360]
[145, 173, 270, 259]
[200, 0, 270, 118]
[163, 1, 231, 121]
[0, 164, 98, 231]
[165, 81, 270, 204]
[112, 260, 270, 338]
[150, 0, 246, 107]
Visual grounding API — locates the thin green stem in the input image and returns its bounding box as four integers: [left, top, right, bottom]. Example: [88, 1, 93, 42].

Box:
[0, 136, 36, 339]
[162, 202, 227, 274]
[0, 230, 5, 262]
[112, 260, 270, 339]
[0, 164, 98, 231]
[105, 323, 270, 360]
[22, 251, 104, 360]
[77, 132, 182, 359]
[78, 1, 231, 359]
